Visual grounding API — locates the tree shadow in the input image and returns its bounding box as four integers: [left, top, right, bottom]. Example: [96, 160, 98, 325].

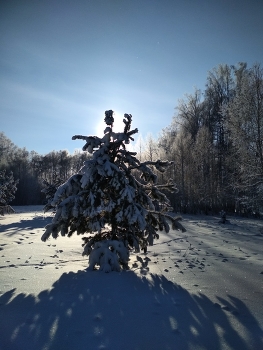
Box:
[0, 215, 51, 236]
[0, 270, 262, 350]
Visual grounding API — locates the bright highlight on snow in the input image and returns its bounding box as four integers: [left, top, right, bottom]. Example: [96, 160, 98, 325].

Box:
[42, 110, 185, 272]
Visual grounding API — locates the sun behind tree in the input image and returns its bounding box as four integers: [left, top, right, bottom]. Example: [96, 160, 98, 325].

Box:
[42, 110, 185, 272]
[96, 109, 125, 136]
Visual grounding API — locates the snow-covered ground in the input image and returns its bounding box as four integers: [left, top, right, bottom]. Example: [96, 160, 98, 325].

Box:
[0, 206, 263, 350]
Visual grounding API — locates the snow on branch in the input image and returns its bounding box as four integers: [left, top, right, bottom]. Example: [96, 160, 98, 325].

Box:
[72, 135, 103, 153]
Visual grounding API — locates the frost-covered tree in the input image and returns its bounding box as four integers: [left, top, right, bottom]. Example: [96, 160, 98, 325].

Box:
[0, 170, 19, 215]
[228, 64, 263, 213]
[42, 110, 185, 272]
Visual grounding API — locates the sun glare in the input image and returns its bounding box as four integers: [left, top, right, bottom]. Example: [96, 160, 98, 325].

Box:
[96, 111, 125, 136]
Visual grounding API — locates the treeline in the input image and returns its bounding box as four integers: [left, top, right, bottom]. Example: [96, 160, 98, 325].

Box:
[0, 133, 90, 205]
[144, 62, 263, 216]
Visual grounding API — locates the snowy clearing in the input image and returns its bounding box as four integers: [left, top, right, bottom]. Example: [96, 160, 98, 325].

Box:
[0, 206, 263, 350]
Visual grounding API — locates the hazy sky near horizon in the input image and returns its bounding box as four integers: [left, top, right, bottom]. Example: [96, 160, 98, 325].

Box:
[1, 0, 262, 155]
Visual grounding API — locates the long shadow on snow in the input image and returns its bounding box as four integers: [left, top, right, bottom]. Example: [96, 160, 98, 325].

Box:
[0, 216, 52, 235]
[0, 270, 263, 350]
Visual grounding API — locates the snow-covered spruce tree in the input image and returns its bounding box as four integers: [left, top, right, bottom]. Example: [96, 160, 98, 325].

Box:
[0, 170, 19, 215]
[41, 110, 185, 272]
[42, 171, 64, 212]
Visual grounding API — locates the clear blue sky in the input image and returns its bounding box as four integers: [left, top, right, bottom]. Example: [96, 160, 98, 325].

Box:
[1, 0, 262, 155]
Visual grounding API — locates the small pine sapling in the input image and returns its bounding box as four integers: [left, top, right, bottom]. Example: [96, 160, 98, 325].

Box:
[42, 110, 185, 272]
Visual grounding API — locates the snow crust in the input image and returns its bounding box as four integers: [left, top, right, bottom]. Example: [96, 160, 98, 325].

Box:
[0, 206, 263, 349]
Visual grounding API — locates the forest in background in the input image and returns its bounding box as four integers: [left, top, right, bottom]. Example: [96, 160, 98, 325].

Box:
[1, 62, 263, 216]
[0, 138, 90, 205]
